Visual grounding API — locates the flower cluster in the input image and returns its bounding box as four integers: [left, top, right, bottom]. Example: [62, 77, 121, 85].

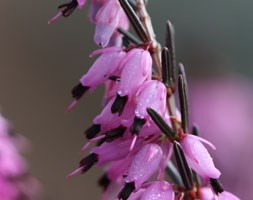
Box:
[50, 0, 240, 199]
[0, 114, 40, 200]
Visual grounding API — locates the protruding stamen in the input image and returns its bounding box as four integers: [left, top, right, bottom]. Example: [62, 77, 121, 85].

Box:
[166, 161, 184, 187]
[130, 117, 146, 135]
[80, 141, 92, 152]
[98, 174, 111, 191]
[146, 107, 178, 141]
[111, 94, 128, 115]
[48, 12, 62, 24]
[71, 83, 89, 100]
[118, 28, 142, 45]
[85, 124, 101, 140]
[118, 0, 149, 42]
[129, 134, 138, 151]
[79, 153, 98, 174]
[173, 141, 193, 190]
[210, 178, 224, 194]
[118, 182, 135, 200]
[178, 74, 189, 133]
[165, 20, 176, 83]
[65, 100, 78, 112]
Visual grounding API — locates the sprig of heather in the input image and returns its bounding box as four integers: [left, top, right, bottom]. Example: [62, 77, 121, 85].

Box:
[0, 114, 40, 200]
[49, 0, 240, 199]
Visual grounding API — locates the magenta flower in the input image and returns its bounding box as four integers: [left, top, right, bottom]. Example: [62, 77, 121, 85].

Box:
[50, 1, 241, 199]
[94, 0, 129, 47]
[0, 114, 40, 200]
[181, 134, 221, 179]
[139, 181, 174, 200]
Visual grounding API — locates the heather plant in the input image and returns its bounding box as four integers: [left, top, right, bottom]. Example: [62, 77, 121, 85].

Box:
[0, 114, 40, 200]
[50, 0, 240, 199]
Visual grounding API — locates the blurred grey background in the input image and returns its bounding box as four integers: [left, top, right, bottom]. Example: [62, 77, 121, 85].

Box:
[0, 0, 252, 199]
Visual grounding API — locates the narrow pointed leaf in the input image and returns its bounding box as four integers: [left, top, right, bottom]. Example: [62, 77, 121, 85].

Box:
[165, 20, 176, 82]
[166, 161, 183, 186]
[147, 107, 176, 141]
[162, 47, 173, 88]
[118, 0, 149, 42]
[118, 28, 142, 45]
[173, 141, 193, 190]
[178, 74, 189, 133]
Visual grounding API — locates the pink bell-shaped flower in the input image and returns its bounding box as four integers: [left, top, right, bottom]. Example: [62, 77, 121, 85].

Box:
[139, 181, 175, 200]
[94, 0, 122, 47]
[111, 48, 152, 115]
[67, 47, 126, 111]
[118, 143, 163, 200]
[181, 134, 221, 179]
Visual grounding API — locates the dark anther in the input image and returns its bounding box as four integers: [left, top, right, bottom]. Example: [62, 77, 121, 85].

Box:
[173, 141, 193, 190]
[98, 174, 111, 191]
[58, 0, 78, 17]
[118, 182, 135, 200]
[85, 124, 101, 140]
[146, 107, 177, 141]
[96, 138, 106, 147]
[108, 75, 121, 82]
[118, 28, 142, 45]
[79, 153, 98, 173]
[118, 0, 149, 42]
[71, 83, 89, 100]
[165, 21, 176, 83]
[130, 117, 146, 135]
[111, 94, 128, 115]
[178, 74, 189, 133]
[105, 126, 127, 142]
[210, 178, 224, 194]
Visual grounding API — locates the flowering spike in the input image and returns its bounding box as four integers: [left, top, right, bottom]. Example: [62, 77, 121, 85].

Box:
[210, 178, 224, 194]
[165, 20, 176, 82]
[118, 0, 149, 42]
[118, 182, 135, 200]
[178, 74, 189, 133]
[173, 141, 194, 190]
[146, 107, 177, 141]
